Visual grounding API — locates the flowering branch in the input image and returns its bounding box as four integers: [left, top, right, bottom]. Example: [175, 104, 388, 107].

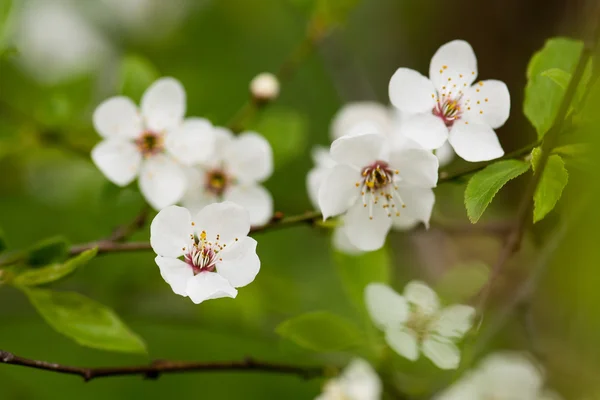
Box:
[0, 350, 324, 382]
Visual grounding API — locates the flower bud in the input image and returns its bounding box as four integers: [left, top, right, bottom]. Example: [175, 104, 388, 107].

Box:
[250, 72, 280, 102]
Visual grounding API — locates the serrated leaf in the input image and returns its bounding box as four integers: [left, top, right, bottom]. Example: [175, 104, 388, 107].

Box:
[465, 160, 531, 223]
[531, 147, 542, 173]
[118, 54, 160, 102]
[276, 311, 363, 352]
[23, 288, 146, 354]
[14, 248, 97, 287]
[26, 236, 70, 266]
[436, 262, 490, 303]
[533, 155, 569, 223]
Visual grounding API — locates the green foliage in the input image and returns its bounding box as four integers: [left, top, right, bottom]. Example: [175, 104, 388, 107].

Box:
[313, 0, 360, 27]
[531, 147, 542, 173]
[533, 155, 569, 223]
[541, 68, 570, 90]
[465, 160, 531, 223]
[23, 288, 146, 354]
[119, 54, 161, 102]
[14, 248, 97, 287]
[435, 262, 490, 303]
[26, 236, 70, 266]
[0, 0, 12, 45]
[0, 227, 6, 253]
[553, 143, 592, 171]
[276, 311, 363, 352]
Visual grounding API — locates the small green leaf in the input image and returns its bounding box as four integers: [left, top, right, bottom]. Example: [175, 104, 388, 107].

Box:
[465, 160, 531, 223]
[26, 236, 70, 266]
[276, 311, 363, 352]
[118, 54, 160, 102]
[14, 248, 97, 287]
[23, 288, 146, 354]
[541, 68, 570, 90]
[436, 262, 490, 303]
[533, 155, 569, 223]
[531, 147, 542, 173]
[553, 143, 592, 171]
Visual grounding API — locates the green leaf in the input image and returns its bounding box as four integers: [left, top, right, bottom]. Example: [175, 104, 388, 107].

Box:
[553, 143, 592, 171]
[531, 147, 542, 173]
[26, 236, 70, 266]
[276, 311, 363, 352]
[14, 248, 97, 287]
[541, 68, 570, 90]
[465, 160, 531, 223]
[23, 288, 146, 354]
[118, 54, 160, 102]
[533, 155, 569, 223]
[436, 262, 490, 303]
[334, 246, 390, 311]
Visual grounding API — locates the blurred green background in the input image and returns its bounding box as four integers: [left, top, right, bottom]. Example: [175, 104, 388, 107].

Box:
[0, 0, 598, 398]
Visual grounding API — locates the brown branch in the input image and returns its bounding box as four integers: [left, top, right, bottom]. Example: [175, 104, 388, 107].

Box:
[0, 351, 324, 382]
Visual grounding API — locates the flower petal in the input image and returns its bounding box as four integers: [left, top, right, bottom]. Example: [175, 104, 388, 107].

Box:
[448, 121, 504, 162]
[91, 139, 141, 186]
[390, 148, 439, 188]
[223, 184, 273, 226]
[154, 256, 193, 296]
[364, 283, 409, 328]
[150, 205, 192, 258]
[139, 155, 188, 210]
[93, 96, 142, 139]
[391, 213, 419, 231]
[464, 80, 511, 129]
[429, 40, 477, 92]
[186, 272, 237, 304]
[338, 358, 382, 400]
[389, 68, 437, 114]
[478, 352, 544, 397]
[194, 201, 250, 245]
[331, 102, 391, 140]
[332, 225, 363, 255]
[330, 132, 388, 168]
[400, 113, 449, 150]
[311, 145, 336, 168]
[396, 186, 435, 228]
[141, 77, 186, 132]
[181, 167, 218, 214]
[343, 200, 392, 252]
[217, 236, 260, 288]
[225, 132, 273, 184]
[385, 328, 419, 361]
[165, 117, 215, 165]
[422, 336, 461, 370]
[307, 165, 330, 210]
[432, 305, 475, 339]
[435, 140, 455, 167]
[404, 280, 440, 314]
[318, 164, 360, 219]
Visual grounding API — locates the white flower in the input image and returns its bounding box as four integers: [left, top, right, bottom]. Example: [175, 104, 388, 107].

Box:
[365, 281, 475, 370]
[182, 127, 274, 226]
[150, 202, 260, 304]
[331, 102, 392, 140]
[250, 72, 280, 102]
[317, 133, 437, 251]
[435, 352, 563, 400]
[316, 359, 382, 400]
[91, 77, 214, 210]
[389, 40, 510, 162]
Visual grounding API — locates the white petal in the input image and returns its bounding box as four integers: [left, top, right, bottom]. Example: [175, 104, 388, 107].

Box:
[433, 373, 479, 400]
[395, 185, 435, 228]
[216, 237, 260, 288]
[435, 141, 455, 167]
[91, 139, 141, 186]
[180, 167, 218, 214]
[343, 200, 392, 252]
[404, 280, 440, 314]
[389, 68, 437, 114]
[332, 226, 364, 255]
[211, 126, 235, 166]
[432, 305, 475, 339]
[364, 283, 409, 328]
[448, 122, 504, 162]
[391, 213, 419, 231]
[478, 352, 544, 397]
[385, 328, 419, 361]
[225, 132, 273, 184]
[194, 201, 250, 245]
[331, 102, 392, 140]
[139, 155, 188, 210]
[330, 132, 387, 168]
[154, 256, 193, 296]
[400, 113, 449, 150]
[186, 272, 237, 304]
[93, 96, 143, 139]
[223, 184, 273, 226]
[150, 205, 192, 258]
[311, 145, 336, 168]
[422, 336, 461, 370]
[141, 77, 186, 132]
[318, 164, 360, 219]
[307, 165, 331, 210]
[165, 118, 215, 165]
[464, 80, 510, 129]
[390, 148, 439, 188]
[429, 40, 477, 92]
[338, 359, 382, 400]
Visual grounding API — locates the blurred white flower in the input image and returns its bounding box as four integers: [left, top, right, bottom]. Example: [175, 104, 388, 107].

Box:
[316, 359, 382, 400]
[389, 40, 510, 162]
[150, 203, 260, 304]
[435, 352, 563, 400]
[250, 72, 280, 102]
[182, 127, 274, 226]
[365, 281, 475, 370]
[318, 133, 437, 251]
[331, 102, 392, 140]
[91, 77, 215, 210]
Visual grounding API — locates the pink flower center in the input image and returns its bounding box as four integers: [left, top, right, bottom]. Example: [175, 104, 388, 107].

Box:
[356, 160, 405, 219]
[183, 230, 226, 275]
[135, 131, 164, 157]
[433, 97, 463, 127]
[205, 168, 230, 197]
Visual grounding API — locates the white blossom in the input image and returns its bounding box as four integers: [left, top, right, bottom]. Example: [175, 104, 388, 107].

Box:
[250, 72, 280, 102]
[150, 202, 260, 304]
[182, 127, 274, 226]
[316, 359, 382, 400]
[91, 77, 215, 210]
[389, 40, 510, 162]
[365, 281, 475, 370]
